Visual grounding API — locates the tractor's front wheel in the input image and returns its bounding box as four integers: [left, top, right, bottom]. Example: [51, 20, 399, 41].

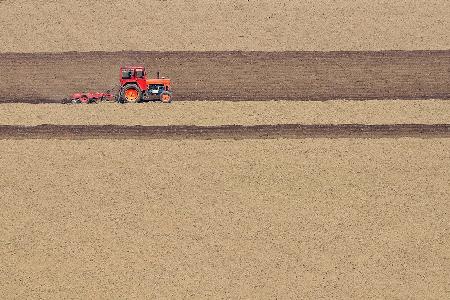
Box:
[160, 91, 172, 103]
[120, 84, 142, 103]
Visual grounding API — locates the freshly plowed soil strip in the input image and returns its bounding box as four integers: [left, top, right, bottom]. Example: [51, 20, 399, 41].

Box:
[0, 51, 449, 103]
[0, 124, 448, 139]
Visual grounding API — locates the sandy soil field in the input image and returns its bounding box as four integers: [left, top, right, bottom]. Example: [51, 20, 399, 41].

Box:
[1, 100, 450, 126]
[0, 138, 449, 298]
[1, 0, 449, 297]
[0, 0, 449, 52]
[1, 51, 449, 103]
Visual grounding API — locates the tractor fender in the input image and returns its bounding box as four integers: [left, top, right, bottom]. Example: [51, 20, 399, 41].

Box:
[120, 82, 143, 93]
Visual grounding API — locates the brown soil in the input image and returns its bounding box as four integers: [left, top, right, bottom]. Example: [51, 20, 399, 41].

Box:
[1, 51, 449, 103]
[1, 0, 449, 52]
[1, 138, 449, 298]
[1, 101, 450, 126]
[0, 124, 449, 140]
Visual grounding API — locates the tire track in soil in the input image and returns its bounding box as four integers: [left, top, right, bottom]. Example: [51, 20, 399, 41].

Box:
[0, 124, 449, 139]
[0, 51, 449, 103]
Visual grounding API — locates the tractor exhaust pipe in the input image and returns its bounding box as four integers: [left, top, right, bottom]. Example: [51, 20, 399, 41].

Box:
[157, 71, 160, 79]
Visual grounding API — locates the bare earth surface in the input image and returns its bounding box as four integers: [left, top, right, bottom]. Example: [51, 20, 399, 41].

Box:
[1, 124, 449, 140]
[0, 139, 449, 298]
[1, 101, 450, 126]
[1, 0, 449, 298]
[1, 51, 449, 103]
[0, 0, 448, 52]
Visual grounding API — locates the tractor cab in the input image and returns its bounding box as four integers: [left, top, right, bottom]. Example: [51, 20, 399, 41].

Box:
[121, 67, 146, 79]
[120, 66, 148, 91]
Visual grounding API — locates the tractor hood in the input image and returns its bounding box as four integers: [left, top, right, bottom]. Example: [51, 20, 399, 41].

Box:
[147, 78, 171, 85]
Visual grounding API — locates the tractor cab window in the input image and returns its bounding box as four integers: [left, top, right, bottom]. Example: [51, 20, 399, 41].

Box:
[136, 69, 144, 78]
[122, 69, 132, 79]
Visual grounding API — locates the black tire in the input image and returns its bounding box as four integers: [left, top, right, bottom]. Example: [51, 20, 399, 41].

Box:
[120, 84, 142, 103]
[116, 93, 124, 103]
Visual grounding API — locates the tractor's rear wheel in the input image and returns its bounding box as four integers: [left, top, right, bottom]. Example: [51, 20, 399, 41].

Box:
[160, 91, 172, 103]
[121, 84, 142, 103]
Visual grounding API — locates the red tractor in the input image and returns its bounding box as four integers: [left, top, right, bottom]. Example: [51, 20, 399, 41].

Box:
[118, 66, 172, 103]
[70, 66, 172, 104]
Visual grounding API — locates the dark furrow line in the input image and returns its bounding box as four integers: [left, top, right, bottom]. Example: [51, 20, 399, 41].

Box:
[0, 124, 449, 140]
